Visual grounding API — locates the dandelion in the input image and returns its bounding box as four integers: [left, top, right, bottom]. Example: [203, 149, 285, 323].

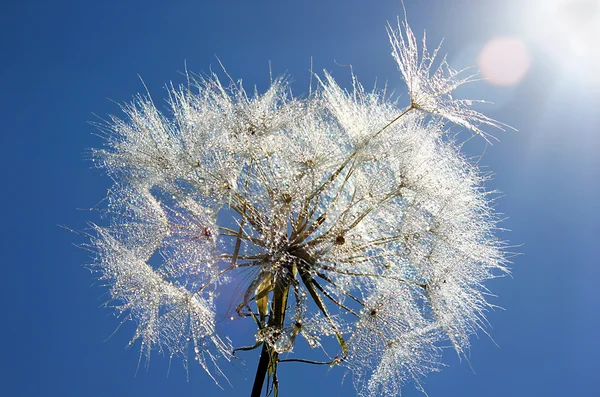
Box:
[387, 13, 514, 141]
[86, 14, 509, 397]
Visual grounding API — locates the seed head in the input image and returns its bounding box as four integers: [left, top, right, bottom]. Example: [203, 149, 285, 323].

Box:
[87, 15, 510, 396]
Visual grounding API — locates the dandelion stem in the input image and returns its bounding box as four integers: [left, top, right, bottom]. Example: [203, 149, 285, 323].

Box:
[250, 343, 271, 397]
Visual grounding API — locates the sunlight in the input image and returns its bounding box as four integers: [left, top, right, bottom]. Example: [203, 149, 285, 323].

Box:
[524, 0, 600, 85]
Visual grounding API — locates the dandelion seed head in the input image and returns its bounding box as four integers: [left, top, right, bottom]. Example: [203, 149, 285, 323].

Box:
[86, 15, 511, 396]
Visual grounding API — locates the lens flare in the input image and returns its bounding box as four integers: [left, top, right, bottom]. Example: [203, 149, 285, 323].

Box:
[477, 37, 531, 87]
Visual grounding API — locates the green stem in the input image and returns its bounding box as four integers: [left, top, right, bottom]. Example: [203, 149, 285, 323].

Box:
[249, 267, 291, 397]
[250, 343, 272, 397]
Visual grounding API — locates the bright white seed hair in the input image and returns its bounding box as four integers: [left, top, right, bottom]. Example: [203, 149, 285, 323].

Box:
[88, 16, 509, 396]
[387, 14, 515, 142]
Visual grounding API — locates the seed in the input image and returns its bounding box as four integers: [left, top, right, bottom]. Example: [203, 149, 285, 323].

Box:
[335, 235, 345, 245]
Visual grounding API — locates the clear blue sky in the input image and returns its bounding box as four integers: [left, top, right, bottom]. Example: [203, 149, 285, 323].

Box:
[1, 0, 598, 396]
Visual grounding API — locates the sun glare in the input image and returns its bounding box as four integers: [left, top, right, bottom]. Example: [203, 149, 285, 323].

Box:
[524, 0, 600, 85]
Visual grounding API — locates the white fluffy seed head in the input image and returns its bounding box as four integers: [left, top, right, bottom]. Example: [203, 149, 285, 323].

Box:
[88, 16, 510, 395]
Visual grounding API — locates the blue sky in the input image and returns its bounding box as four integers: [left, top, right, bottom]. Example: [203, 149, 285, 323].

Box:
[1, 0, 598, 396]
